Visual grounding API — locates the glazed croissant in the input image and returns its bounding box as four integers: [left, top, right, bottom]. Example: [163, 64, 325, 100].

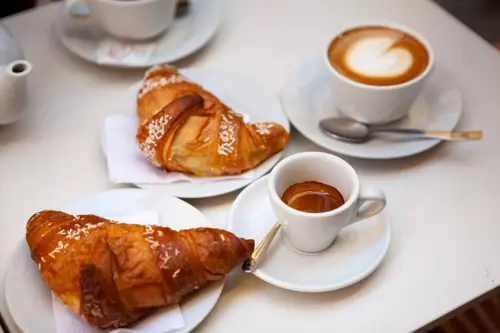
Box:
[26, 210, 254, 328]
[136, 64, 289, 176]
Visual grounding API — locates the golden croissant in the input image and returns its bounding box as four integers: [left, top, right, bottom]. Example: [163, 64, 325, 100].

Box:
[136, 64, 289, 176]
[26, 210, 254, 328]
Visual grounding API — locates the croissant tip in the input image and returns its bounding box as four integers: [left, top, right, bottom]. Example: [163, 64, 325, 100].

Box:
[27, 210, 54, 227]
[243, 238, 255, 255]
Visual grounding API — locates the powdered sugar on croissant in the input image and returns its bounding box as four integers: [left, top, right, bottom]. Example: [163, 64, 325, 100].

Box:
[136, 65, 289, 176]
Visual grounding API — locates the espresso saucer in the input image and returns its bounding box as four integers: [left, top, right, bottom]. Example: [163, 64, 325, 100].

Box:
[54, 0, 220, 68]
[228, 176, 391, 293]
[280, 54, 463, 159]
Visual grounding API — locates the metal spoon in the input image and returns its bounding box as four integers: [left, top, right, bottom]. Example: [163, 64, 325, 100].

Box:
[319, 117, 483, 143]
[242, 222, 282, 273]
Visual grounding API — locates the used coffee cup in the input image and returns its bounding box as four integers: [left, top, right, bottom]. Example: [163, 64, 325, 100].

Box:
[268, 152, 386, 253]
[66, 0, 177, 41]
[325, 22, 434, 124]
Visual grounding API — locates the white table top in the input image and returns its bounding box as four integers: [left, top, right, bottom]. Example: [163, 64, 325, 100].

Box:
[1, 1, 500, 332]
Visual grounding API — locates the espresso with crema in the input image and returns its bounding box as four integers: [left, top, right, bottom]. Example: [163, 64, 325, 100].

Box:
[327, 26, 430, 86]
[281, 181, 345, 214]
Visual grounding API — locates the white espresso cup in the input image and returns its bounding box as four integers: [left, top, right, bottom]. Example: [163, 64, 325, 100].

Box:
[325, 22, 434, 124]
[66, 0, 177, 41]
[268, 152, 386, 253]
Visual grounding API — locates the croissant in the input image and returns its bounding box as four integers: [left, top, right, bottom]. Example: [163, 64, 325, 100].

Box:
[26, 210, 254, 328]
[136, 64, 289, 176]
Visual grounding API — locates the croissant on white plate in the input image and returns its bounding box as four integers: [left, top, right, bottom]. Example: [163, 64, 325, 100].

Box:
[26, 210, 254, 328]
[136, 64, 289, 177]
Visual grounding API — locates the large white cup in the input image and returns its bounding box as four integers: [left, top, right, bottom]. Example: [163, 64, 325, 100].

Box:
[66, 0, 177, 41]
[325, 22, 434, 124]
[268, 152, 386, 253]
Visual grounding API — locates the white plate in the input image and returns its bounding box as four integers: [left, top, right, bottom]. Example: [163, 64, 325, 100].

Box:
[280, 54, 463, 159]
[228, 176, 391, 293]
[102, 68, 290, 199]
[54, 0, 220, 68]
[5, 188, 223, 333]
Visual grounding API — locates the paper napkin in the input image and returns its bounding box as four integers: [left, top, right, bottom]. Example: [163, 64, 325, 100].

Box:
[52, 211, 185, 333]
[96, 39, 158, 66]
[103, 115, 255, 184]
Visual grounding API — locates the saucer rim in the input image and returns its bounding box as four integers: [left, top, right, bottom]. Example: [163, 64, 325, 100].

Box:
[228, 175, 392, 293]
[280, 54, 463, 160]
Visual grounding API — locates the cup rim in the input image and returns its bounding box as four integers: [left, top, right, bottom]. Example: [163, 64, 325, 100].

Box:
[268, 152, 360, 218]
[324, 21, 435, 90]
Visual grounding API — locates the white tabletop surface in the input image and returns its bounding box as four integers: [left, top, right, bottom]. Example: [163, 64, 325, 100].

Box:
[1, 1, 500, 332]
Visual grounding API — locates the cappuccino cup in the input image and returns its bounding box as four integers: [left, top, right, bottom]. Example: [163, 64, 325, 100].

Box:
[66, 0, 177, 41]
[268, 152, 386, 253]
[325, 22, 434, 124]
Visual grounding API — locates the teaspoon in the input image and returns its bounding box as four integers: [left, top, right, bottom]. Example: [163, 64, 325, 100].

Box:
[319, 117, 483, 143]
[242, 222, 282, 273]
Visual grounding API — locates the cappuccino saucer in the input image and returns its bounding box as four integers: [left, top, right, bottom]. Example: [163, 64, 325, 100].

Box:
[228, 175, 391, 293]
[280, 54, 463, 159]
[54, 0, 220, 68]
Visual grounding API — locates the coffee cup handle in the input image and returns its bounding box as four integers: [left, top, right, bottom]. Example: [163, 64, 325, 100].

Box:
[66, 0, 91, 17]
[348, 187, 386, 225]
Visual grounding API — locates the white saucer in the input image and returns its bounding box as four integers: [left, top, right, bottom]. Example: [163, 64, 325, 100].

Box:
[102, 68, 290, 199]
[54, 0, 220, 68]
[228, 176, 391, 293]
[5, 188, 223, 333]
[280, 54, 463, 159]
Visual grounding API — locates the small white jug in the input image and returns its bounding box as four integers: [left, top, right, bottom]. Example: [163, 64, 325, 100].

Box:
[0, 24, 32, 125]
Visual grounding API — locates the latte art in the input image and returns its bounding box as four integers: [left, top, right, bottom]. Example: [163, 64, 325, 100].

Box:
[345, 37, 413, 78]
[328, 26, 430, 86]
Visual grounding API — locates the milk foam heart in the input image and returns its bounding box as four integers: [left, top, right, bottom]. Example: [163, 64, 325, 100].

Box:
[344, 37, 413, 78]
[327, 26, 430, 86]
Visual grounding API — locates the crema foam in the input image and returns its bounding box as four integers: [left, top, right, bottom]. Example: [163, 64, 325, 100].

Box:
[328, 26, 430, 86]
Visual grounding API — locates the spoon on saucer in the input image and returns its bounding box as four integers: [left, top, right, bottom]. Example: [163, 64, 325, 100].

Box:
[319, 117, 483, 143]
[242, 222, 282, 273]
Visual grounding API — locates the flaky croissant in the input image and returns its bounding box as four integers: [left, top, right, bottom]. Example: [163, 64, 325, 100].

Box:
[26, 210, 254, 328]
[136, 64, 289, 176]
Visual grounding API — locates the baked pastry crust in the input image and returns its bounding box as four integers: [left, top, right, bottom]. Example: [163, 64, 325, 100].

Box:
[26, 210, 254, 328]
[136, 64, 289, 176]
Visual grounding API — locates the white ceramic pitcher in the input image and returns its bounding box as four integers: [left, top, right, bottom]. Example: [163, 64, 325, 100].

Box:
[0, 23, 32, 125]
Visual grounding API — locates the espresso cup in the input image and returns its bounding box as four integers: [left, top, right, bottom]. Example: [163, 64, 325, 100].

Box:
[66, 0, 177, 41]
[325, 22, 434, 124]
[268, 152, 386, 253]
